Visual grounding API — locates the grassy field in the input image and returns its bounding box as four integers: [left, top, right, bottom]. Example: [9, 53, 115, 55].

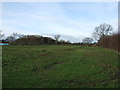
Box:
[2, 45, 119, 88]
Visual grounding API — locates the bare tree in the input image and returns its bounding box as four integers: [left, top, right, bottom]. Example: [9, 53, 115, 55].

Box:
[6, 36, 15, 42]
[54, 35, 60, 44]
[12, 32, 22, 40]
[6, 32, 24, 42]
[82, 37, 93, 44]
[66, 40, 71, 44]
[0, 30, 5, 40]
[92, 23, 113, 42]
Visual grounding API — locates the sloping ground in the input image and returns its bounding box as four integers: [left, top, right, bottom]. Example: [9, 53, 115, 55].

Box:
[2, 45, 119, 88]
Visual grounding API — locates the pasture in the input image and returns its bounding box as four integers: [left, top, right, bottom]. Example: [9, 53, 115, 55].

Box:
[2, 45, 119, 88]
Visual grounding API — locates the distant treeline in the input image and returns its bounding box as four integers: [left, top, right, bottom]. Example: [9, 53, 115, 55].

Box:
[14, 35, 71, 45]
[2, 32, 120, 52]
[98, 33, 120, 52]
[5, 35, 98, 46]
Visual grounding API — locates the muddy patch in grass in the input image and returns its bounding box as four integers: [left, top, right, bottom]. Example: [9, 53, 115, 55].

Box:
[64, 47, 80, 51]
[86, 51, 101, 57]
[39, 53, 49, 56]
[63, 80, 76, 83]
[38, 51, 55, 57]
[43, 61, 63, 69]
[78, 63, 119, 87]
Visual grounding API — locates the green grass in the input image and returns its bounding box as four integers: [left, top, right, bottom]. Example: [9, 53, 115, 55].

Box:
[2, 45, 119, 88]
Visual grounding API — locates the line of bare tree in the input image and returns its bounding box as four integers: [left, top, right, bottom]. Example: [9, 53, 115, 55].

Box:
[0, 31, 71, 45]
[1, 23, 119, 51]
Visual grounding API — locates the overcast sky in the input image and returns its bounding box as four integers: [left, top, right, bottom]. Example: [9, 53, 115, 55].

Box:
[2, 2, 118, 42]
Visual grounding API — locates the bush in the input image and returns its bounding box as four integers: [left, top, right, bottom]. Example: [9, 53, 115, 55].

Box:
[15, 35, 56, 45]
[98, 33, 119, 52]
